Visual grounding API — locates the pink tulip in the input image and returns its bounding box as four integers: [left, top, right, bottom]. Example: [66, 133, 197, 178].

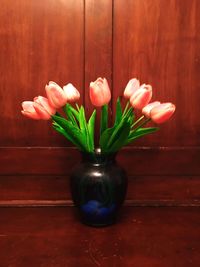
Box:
[33, 96, 56, 120]
[34, 96, 56, 115]
[45, 81, 67, 109]
[32, 102, 52, 120]
[63, 83, 80, 103]
[142, 101, 161, 118]
[89, 77, 111, 107]
[150, 103, 176, 124]
[130, 84, 152, 109]
[21, 101, 42, 120]
[123, 78, 140, 99]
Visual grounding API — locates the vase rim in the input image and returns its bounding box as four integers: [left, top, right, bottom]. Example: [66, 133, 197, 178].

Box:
[81, 148, 117, 163]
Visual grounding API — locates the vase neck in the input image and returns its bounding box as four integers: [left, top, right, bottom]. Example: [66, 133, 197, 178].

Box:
[81, 151, 117, 165]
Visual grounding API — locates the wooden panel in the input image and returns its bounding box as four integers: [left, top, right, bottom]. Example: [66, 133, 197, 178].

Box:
[0, 147, 199, 176]
[84, 0, 112, 141]
[113, 0, 200, 147]
[0, 175, 199, 207]
[0, 146, 199, 206]
[0, 0, 199, 208]
[0, 207, 199, 266]
[0, 0, 84, 147]
[85, 0, 112, 100]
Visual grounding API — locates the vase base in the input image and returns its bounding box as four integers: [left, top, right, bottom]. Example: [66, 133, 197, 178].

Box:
[79, 211, 117, 227]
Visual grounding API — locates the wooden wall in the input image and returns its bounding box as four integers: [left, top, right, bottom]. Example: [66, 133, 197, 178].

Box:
[0, 0, 200, 206]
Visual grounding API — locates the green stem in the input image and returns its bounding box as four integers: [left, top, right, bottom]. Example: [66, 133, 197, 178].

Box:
[134, 118, 151, 131]
[100, 104, 108, 136]
[131, 115, 145, 128]
[123, 100, 130, 116]
[75, 103, 80, 111]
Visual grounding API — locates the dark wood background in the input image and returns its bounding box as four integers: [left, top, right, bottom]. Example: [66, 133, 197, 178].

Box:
[0, 0, 200, 206]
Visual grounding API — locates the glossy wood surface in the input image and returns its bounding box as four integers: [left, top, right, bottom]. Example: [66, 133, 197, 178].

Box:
[113, 0, 200, 146]
[0, 0, 198, 208]
[0, 0, 84, 147]
[85, 0, 112, 105]
[0, 0, 199, 147]
[0, 1, 199, 265]
[0, 174, 199, 207]
[84, 0, 113, 140]
[1, 147, 200, 176]
[0, 207, 199, 267]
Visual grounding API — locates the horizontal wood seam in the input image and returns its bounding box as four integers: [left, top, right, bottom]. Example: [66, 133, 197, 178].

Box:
[1, 146, 200, 150]
[0, 199, 199, 207]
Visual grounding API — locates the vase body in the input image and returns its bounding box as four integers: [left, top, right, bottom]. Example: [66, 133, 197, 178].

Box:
[70, 151, 128, 227]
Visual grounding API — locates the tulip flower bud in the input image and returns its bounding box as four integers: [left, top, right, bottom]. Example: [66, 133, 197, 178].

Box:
[33, 96, 56, 120]
[150, 103, 176, 124]
[89, 77, 111, 107]
[142, 101, 161, 118]
[63, 83, 80, 103]
[34, 96, 56, 115]
[21, 101, 41, 120]
[123, 78, 140, 99]
[45, 81, 67, 109]
[32, 102, 52, 120]
[130, 84, 152, 109]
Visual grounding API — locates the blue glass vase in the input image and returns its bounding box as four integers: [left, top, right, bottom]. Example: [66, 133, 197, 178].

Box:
[70, 150, 128, 227]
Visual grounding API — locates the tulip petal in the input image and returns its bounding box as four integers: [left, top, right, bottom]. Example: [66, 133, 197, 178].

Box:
[142, 101, 161, 117]
[34, 96, 56, 115]
[89, 77, 111, 107]
[21, 110, 41, 120]
[123, 78, 140, 99]
[130, 84, 152, 110]
[150, 103, 176, 124]
[21, 101, 42, 120]
[45, 82, 67, 109]
[22, 101, 36, 113]
[33, 102, 51, 120]
[63, 83, 80, 103]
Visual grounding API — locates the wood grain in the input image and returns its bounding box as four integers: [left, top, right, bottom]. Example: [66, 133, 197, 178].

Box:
[0, 207, 199, 266]
[0, 146, 199, 207]
[0, 147, 199, 176]
[84, 0, 113, 141]
[113, 0, 200, 147]
[0, 0, 84, 147]
[0, 2, 199, 264]
[0, 0, 199, 208]
[85, 0, 112, 100]
[0, 174, 199, 207]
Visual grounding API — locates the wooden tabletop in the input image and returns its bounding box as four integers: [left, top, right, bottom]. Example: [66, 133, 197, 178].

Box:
[0, 206, 199, 267]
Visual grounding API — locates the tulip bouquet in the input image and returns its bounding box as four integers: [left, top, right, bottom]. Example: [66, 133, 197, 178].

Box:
[21, 78, 175, 153]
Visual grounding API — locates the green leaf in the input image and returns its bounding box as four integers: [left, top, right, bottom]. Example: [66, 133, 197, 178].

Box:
[55, 111, 61, 116]
[52, 115, 87, 151]
[79, 106, 93, 152]
[127, 111, 135, 126]
[52, 124, 84, 151]
[88, 109, 96, 150]
[107, 107, 132, 148]
[100, 126, 116, 153]
[114, 98, 123, 126]
[65, 104, 79, 122]
[52, 124, 67, 138]
[109, 121, 131, 152]
[124, 106, 134, 120]
[63, 104, 79, 127]
[100, 105, 134, 152]
[100, 104, 108, 135]
[127, 127, 159, 144]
